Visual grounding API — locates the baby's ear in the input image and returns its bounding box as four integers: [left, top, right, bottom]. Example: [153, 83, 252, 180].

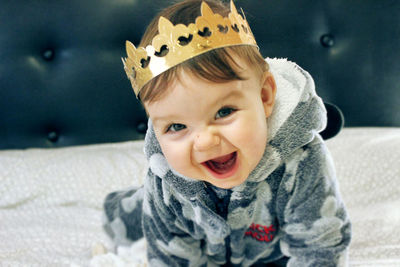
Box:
[261, 71, 276, 118]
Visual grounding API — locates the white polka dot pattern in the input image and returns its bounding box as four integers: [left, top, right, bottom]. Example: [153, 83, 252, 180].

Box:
[0, 128, 399, 266]
[326, 128, 400, 266]
[0, 141, 147, 266]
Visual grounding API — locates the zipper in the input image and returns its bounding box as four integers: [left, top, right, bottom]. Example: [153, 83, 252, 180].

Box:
[204, 183, 232, 266]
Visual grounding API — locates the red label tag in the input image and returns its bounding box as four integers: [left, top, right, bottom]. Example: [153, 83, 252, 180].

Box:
[245, 223, 276, 242]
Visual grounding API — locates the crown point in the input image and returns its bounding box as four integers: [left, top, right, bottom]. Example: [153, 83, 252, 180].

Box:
[126, 41, 137, 58]
[201, 1, 214, 17]
[158, 16, 167, 23]
[126, 41, 135, 49]
[158, 16, 173, 33]
[230, 0, 237, 13]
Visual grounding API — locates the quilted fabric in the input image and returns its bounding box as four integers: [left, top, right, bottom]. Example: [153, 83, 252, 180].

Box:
[326, 128, 400, 266]
[0, 128, 399, 266]
[0, 141, 147, 266]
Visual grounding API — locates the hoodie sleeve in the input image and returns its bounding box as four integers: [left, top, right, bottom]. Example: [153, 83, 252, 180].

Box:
[277, 135, 351, 267]
[142, 170, 207, 267]
[102, 186, 144, 246]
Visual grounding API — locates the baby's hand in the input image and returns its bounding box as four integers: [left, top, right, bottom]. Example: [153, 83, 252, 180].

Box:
[92, 242, 107, 256]
[89, 239, 147, 267]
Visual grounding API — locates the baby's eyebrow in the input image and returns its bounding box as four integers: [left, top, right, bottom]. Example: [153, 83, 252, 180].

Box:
[208, 89, 244, 107]
[152, 115, 176, 125]
[224, 90, 244, 101]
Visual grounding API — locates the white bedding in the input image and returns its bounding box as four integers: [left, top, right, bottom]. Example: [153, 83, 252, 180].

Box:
[0, 128, 399, 266]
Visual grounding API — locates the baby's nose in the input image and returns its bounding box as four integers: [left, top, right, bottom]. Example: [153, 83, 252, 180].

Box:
[193, 130, 220, 152]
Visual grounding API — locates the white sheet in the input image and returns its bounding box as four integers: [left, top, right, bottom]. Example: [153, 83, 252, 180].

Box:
[0, 128, 399, 266]
[0, 141, 147, 266]
[325, 128, 400, 266]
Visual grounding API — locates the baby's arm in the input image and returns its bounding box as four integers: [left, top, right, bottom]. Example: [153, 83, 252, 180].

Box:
[142, 172, 207, 267]
[103, 187, 144, 246]
[278, 136, 351, 266]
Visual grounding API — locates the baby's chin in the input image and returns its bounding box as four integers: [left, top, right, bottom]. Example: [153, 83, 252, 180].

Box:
[203, 173, 249, 189]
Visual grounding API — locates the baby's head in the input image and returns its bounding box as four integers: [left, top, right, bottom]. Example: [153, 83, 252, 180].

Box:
[125, 0, 276, 189]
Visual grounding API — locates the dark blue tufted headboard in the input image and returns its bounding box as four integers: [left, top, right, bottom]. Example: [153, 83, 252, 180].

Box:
[1, 0, 399, 149]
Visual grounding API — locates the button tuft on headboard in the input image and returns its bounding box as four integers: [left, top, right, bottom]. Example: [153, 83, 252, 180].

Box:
[42, 49, 55, 61]
[47, 131, 59, 143]
[136, 122, 148, 134]
[320, 34, 335, 48]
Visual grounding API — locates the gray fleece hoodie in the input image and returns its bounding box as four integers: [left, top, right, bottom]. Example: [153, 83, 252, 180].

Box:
[103, 58, 351, 266]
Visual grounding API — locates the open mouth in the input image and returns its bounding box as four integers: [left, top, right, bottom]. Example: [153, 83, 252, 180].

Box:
[202, 152, 239, 179]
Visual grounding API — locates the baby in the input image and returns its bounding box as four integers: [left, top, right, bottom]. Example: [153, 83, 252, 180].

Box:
[103, 0, 351, 266]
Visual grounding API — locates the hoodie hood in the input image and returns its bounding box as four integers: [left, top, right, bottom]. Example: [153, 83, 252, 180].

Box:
[144, 58, 327, 196]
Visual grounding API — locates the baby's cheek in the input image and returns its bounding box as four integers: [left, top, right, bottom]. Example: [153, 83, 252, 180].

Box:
[160, 142, 181, 167]
[240, 116, 268, 157]
[239, 115, 267, 143]
[162, 143, 197, 178]
[165, 149, 184, 169]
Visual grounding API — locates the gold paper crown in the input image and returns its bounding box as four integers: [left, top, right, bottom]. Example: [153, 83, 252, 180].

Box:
[122, 0, 258, 97]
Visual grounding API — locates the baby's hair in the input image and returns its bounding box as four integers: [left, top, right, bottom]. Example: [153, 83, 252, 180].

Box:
[139, 0, 268, 103]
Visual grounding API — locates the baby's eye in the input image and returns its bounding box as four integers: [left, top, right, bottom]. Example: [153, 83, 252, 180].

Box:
[215, 107, 236, 119]
[166, 123, 186, 133]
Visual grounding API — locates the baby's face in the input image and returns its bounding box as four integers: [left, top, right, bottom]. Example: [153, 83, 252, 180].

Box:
[145, 60, 276, 189]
